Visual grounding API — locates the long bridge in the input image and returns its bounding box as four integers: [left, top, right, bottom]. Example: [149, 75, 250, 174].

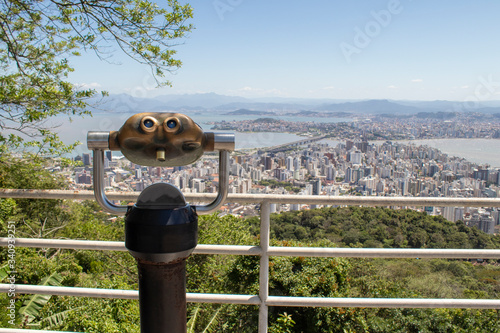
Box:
[264, 134, 333, 153]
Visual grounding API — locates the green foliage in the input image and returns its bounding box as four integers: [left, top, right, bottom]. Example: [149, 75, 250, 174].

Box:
[357, 308, 500, 333]
[258, 179, 302, 192]
[0, 156, 72, 240]
[0, 206, 138, 331]
[253, 118, 279, 123]
[0, 0, 193, 153]
[186, 214, 258, 332]
[187, 305, 222, 333]
[19, 272, 63, 325]
[34, 307, 83, 331]
[0, 264, 7, 281]
[187, 213, 257, 294]
[269, 312, 295, 333]
[187, 306, 201, 333]
[46, 278, 139, 333]
[225, 239, 370, 332]
[0, 197, 17, 233]
[268, 206, 500, 249]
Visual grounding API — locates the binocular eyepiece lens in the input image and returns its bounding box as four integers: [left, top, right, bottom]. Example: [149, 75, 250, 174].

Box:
[166, 119, 177, 129]
[143, 119, 155, 128]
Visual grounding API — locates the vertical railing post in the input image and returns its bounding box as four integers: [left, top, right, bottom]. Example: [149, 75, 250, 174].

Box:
[259, 201, 271, 333]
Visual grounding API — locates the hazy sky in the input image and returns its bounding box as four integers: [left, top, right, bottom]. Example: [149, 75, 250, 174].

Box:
[68, 0, 500, 101]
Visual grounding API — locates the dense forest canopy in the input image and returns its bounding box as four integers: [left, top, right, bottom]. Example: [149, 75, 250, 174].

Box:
[246, 206, 500, 250]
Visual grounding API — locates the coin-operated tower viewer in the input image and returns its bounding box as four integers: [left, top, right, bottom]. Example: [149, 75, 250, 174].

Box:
[87, 113, 235, 333]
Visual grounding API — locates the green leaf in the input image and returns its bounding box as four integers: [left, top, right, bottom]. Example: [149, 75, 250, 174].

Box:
[186, 306, 200, 333]
[19, 272, 64, 323]
[35, 306, 84, 329]
[202, 306, 222, 333]
[0, 264, 8, 281]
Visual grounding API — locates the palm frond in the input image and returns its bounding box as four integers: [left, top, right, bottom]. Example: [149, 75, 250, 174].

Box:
[0, 264, 8, 281]
[187, 305, 200, 333]
[19, 272, 63, 323]
[202, 306, 222, 333]
[35, 306, 84, 329]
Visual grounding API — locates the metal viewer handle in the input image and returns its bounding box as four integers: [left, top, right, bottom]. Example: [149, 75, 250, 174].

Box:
[195, 133, 234, 214]
[194, 150, 230, 215]
[88, 131, 128, 215]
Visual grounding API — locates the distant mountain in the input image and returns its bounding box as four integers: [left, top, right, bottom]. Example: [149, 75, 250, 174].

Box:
[316, 99, 422, 114]
[153, 92, 248, 108]
[395, 100, 455, 110]
[479, 101, 500, 107]
[249, 97, 356, 105]
[415, 112, 458, 120]
[291, 110, 353, 118]
[88, 93, 500, 116]
[397, 100, 500, 112]
[216, 102, 309, 112]
[224, 109, 275, 116]
[474, 107, 500, 114]
[90, 93, 166, 113]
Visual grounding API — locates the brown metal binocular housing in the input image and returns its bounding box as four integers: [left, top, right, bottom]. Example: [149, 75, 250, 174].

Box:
[87, 112, 235, 215]
[88, 112, 234, 167]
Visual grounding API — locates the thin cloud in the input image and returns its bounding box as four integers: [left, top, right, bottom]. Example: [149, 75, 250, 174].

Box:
[230, 86, 287, 96]
[74, 82, 102, 90]
[411, 79, 423, 83]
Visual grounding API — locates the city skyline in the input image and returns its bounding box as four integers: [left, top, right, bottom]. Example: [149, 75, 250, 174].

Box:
[68, 1, 500, 101]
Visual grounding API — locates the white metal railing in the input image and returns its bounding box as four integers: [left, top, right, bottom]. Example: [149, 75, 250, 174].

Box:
[2, 188, 500, 207]
[2, 238, 500, 259]
[1, 189, 500, 333]
[0, 329, 77, 333]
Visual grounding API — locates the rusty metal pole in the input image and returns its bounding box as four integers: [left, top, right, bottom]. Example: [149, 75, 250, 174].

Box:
[137, 261, 187, 332]
[125, 183, 198, 333]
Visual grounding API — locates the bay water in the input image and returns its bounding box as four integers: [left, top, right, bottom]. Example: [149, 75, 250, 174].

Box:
[56, 112, 499, 167]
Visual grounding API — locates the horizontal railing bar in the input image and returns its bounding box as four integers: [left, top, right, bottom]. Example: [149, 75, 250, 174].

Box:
[0, 189, 103, 200]
[1, 189, 499, 207]
[0, 329, 80, 333]
[1, 284, 498, 309]
[268, 247, 500, 259]
[266, 296, 500, 309]
[0, 238, 262, 256]
[188, 293, 261, 305]
[0, 238, 127, 251]
[0, 284, 138, 299]
[194, 244, 262, 256]
[2, 238, 500, 259]
[0, 284, 257, 305]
